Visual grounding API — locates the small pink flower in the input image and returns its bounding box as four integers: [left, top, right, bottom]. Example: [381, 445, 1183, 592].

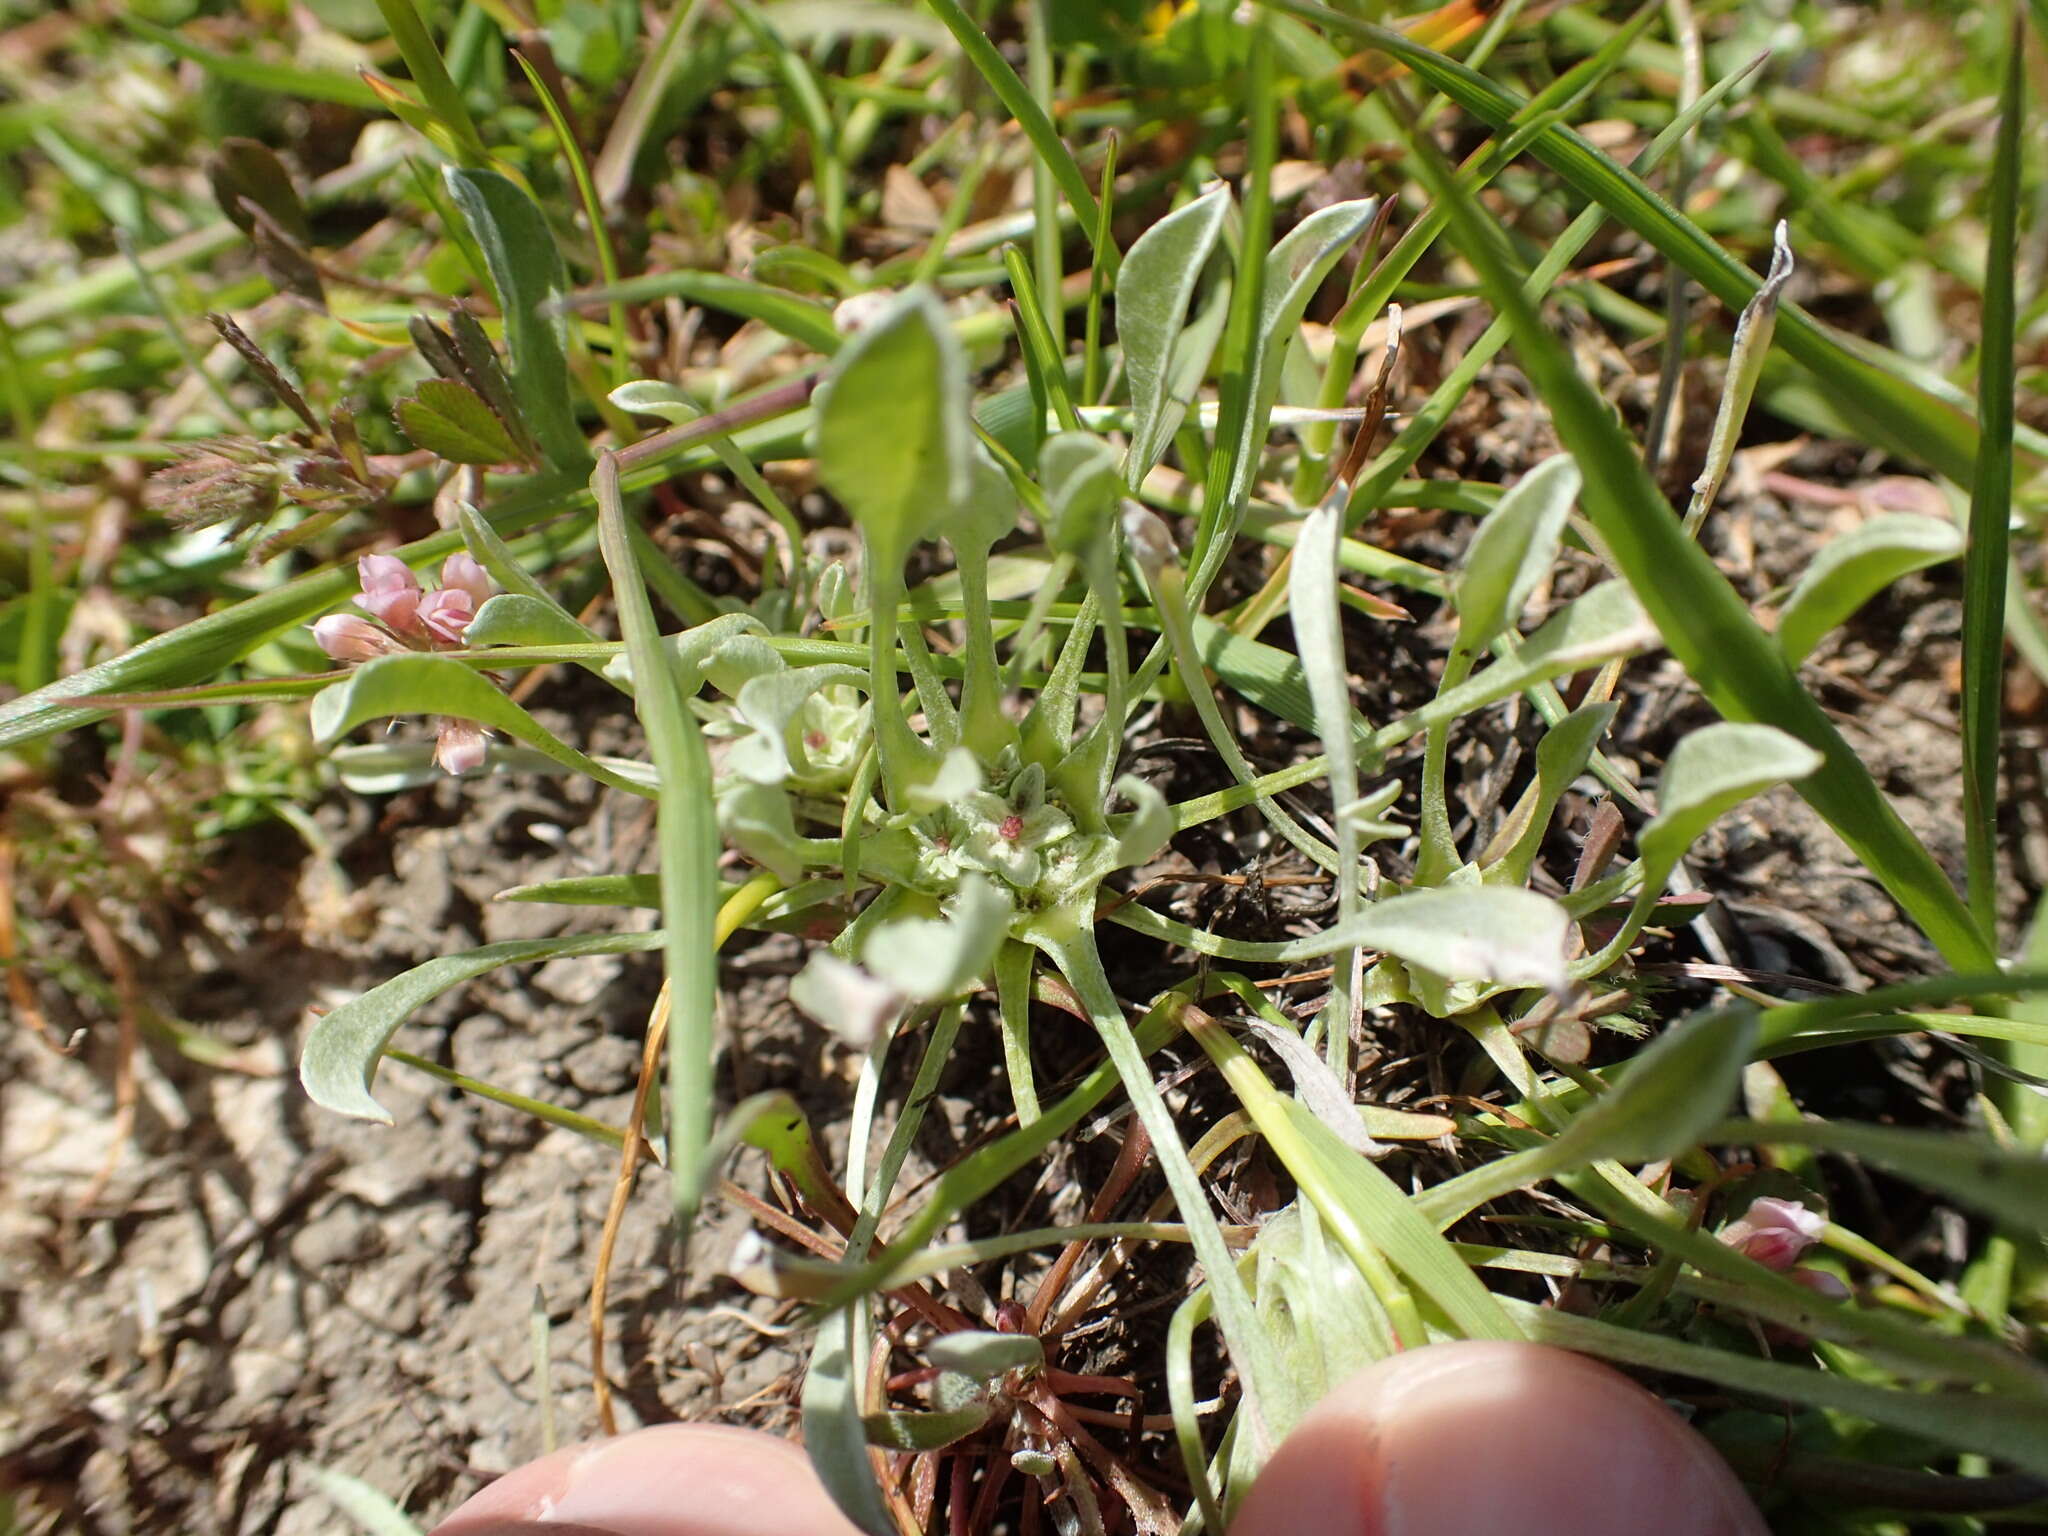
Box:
[313, 614, 402, 663]
[440, 553, 492, 611]
[1721, 1196, 1827, 1272]
[357, 553, 424, 636]
[416, 587, 477, 646]
[434, 718, 488, 775]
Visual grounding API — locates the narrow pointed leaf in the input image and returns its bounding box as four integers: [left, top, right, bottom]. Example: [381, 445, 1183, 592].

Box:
[1224, 197, 1382, 509]
[593, 453, 724, 1234]
[1552, 1004, 1759, 1165]
[1491, 703, 1616, 886]
[301, 932, 661, 1122]
[926, 1332, 1044, 1381]
[803, 1307, 893, 1536]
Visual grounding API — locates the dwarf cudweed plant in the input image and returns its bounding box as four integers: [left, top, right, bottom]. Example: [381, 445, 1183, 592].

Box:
[285, 157, 2048, 1533]
[10, 5, 2048, 1533]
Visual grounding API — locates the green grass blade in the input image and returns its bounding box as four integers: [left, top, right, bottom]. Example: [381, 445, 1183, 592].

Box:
[511, 50, 631, 389]
[373, 0, 491, 167]
[592, 0, 710, 207]
[1379, 80, 1995, 973]
[553, 271, 842, 355]
[730, 0, 846, 255]
[1081, 134, 1117, 405]
[1193, 18, 1275, 583]
[1962, 14, 2025, 938]
[1258, 0, 1983, 486]
[1509, 1303, 2048, 1479]
[123, 18, 385, 109]
[309, 652, 651, 795]
[0, 470, 581, 752]
[593, 452, 724, 1232]
[920, 0, 1109, 269]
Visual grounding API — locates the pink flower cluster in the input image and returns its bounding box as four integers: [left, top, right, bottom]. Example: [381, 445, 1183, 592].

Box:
[314, 553, 491, 659]
[1720, 1196, 1848, 1303]
[312, 552, 494, 775]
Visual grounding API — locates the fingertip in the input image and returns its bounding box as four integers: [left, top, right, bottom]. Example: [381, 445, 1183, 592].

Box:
[1229, 1340, 1767, 1536]
[430, 1424, 863, 1536]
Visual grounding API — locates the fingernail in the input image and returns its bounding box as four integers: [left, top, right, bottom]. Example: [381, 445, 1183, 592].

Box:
[1230, 1340, 1768, 1536]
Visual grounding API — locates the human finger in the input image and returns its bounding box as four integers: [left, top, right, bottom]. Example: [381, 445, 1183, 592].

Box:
[428, 1422, 863, 1536]
[1228, 1339, 1768, 1536]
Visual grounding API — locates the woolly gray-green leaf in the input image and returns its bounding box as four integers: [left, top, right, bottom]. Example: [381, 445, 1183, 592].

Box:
[861, 1401, 991, 1452]
[1776, 513, 1963, 665]
[803, 1307, 893, 1535]
[1411, 581, 1658, 736]
[788, 952, 901, 1049]
[1117, 185, 1230, 488]
[862, 877, 1011, 1001]
[601, 612, 768, 694]
[925, 1331, 1044, 1382]
[1353, 886, 1571, 992]
[729, 664, 867, 784]
[1640, 724, 1824, 881]
[1553, 1003, 1760, 1165]
[813, 286, 969, 565]
[719, 779, 809, 884]
[309, 653, 651, 797]
[1111, 774, 1173, 870]
[301, 932, 661, 1122]
[1224, 197, 1381, 510]
[464, 593, 601, 652]
[607, 378, 699, 419]
[1577, 722, 1822, 972]
[1038, 430, 1122, 560]
[1453, 454, 1581, 656]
